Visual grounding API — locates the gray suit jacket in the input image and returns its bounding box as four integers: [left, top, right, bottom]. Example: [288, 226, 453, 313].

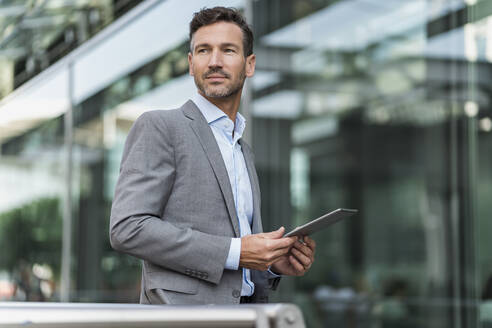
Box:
[110, 100, 279, 304]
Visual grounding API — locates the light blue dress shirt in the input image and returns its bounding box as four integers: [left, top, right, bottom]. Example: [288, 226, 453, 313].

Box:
[191, 92, 255, 296]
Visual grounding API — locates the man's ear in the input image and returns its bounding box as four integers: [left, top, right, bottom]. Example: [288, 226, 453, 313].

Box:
[188, 52, 194, 76]
[245, 54, 256, 77]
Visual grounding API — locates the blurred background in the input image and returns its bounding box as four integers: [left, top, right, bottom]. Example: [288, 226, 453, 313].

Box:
[0, 0, 491, 327]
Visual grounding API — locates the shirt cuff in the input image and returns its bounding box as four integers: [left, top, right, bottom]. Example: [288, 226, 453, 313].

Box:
[224, 238, 241, 270]
[267, 267, 282, 278]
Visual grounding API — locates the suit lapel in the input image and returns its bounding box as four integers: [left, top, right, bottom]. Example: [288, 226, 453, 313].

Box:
[240, 140, 263, 234]
[182, 101, 240, 237]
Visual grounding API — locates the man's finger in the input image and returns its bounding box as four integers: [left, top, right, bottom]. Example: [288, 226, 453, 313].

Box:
[270, 248, 290, 261]
[304, 236, 316, 250]
[291, 247, 311, 267]
[289, 255, 305, 273]
[297, 237, 316, 258]
[262, 227, 285, 239]
[293, 241, 313, 258]
[269, 236, 296, 251]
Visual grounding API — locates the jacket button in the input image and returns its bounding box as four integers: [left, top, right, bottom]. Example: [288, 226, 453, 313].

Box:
[232, 289, 241, 298]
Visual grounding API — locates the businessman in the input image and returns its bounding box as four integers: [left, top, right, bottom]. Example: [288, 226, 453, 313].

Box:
[110, 6, 315, 305]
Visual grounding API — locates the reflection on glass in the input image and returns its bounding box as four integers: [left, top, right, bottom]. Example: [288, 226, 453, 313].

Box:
[0, 1, 491, 327]
[0, 118, 64, 301]
[252, 0, 492, 327]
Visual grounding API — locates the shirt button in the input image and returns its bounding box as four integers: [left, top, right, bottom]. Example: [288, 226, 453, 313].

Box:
[232, 289, 241, 298]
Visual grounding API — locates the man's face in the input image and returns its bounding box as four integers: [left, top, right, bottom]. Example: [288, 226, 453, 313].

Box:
[188, 21, 255, 99]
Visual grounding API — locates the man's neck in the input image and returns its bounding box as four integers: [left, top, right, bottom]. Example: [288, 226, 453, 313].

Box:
[199, 90, 242, 123]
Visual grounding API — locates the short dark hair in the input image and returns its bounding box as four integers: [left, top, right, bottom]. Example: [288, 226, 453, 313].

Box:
[189, 6, 254, 56]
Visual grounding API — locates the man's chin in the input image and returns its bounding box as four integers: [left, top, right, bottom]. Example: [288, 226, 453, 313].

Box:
[204, 88, 233, 98]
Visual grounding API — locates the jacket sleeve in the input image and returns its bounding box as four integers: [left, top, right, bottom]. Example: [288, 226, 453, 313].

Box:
[109, 111, 231, 285]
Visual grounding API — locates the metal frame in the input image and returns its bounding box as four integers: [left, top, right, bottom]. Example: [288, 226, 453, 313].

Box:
[0, 302, 305, 328]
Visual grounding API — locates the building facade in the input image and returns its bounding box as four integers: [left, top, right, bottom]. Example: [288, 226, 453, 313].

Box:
[0, 0, 491, 327]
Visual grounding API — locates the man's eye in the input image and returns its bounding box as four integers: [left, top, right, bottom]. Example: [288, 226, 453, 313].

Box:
[197, 49, 207, 54]
[224, 48, 235, 53]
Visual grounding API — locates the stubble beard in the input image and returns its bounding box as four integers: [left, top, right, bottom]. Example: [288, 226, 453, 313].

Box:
[195, 67, 246, 99]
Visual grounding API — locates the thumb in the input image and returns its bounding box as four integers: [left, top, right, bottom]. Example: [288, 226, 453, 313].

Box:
[263, 227, 285, 239]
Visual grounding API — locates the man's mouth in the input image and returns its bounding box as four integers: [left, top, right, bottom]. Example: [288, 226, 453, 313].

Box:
[205, 74, 227, 80]
[204, 70, 230, 81]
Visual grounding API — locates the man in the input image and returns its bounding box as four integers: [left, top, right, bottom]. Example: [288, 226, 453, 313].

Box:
[110, 6, 315, 305]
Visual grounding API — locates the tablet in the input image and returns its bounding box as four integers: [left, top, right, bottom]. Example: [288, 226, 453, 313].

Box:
[284, 208, 358, 238]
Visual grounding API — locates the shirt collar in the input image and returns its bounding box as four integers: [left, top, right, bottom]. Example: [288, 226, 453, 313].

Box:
[191, 91, 246, 138]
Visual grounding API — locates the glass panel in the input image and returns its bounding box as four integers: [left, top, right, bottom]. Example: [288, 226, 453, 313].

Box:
[0, 0, 245, 303]
[0, 115, 64, 301]
[251, 0, 489, 327]
[471, 2, 492, 328]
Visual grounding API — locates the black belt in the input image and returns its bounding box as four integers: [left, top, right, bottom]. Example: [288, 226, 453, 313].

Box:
[240, 295, 254, 304]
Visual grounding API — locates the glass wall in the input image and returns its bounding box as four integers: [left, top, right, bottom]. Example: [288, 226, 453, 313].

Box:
[251, 0, 492, 327]
[0, 0, 492, 327]
[0, 0, 243, 302]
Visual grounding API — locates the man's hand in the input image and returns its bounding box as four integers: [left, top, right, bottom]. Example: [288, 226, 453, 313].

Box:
[240, 227, 297, 271]
[270, 236, 316, 276]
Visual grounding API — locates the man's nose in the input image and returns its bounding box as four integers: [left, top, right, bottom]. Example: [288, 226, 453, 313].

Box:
[208, 49, 223, 67]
